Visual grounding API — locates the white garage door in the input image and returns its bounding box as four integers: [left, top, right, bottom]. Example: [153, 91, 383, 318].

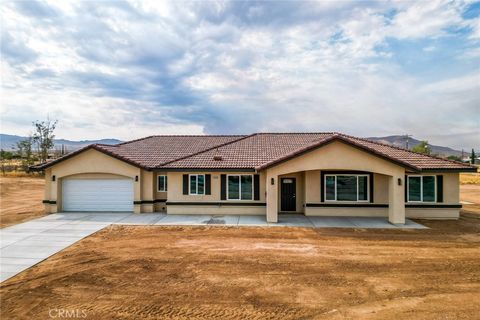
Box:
[63, 179, 134, 212]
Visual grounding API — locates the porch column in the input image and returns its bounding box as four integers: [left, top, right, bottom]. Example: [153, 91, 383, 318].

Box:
[266, 172, 278, 223]
[388, 175, 405, 224]
[140, 170, 154, 213]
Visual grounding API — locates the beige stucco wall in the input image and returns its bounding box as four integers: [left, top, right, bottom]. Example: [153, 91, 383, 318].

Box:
[152, 173, 168, 212]
[44, 149, 142, 213]
[41, 143, 461, 220]
[165, 171, 266, 215]
[302, 171, 389, 217]
[305, 207, 388, 217]
[167, 205, 266, 215]
[265, 140, 406, 223]
[404, 172, 460, 219]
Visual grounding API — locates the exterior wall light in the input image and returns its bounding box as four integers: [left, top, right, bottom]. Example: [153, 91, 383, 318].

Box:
[135, 175, 139, 182]
[271, 178, 275, 185]
[52, 175, 56, 182]
[398, 178, 402, 186]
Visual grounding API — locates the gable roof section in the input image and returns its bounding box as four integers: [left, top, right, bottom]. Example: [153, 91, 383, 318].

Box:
[161, 133, 476, 172]
[33, 133, 477, 172]
[160, 133, 334, 169]
[33, 135, 246, 170]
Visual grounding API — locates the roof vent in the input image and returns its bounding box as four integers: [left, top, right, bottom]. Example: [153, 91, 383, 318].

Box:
[213, 155, 223, 161]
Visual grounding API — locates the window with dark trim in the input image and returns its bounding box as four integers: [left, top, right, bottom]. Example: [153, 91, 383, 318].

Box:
[324, 174, 369, 202]
[227, 174, 253, 200]
[157, 175, 167, 192]
[407, 175, 436, 202]
[189, 174, 205, 195]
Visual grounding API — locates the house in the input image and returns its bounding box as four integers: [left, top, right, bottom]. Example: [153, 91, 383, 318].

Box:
[33, 133, 476, 224]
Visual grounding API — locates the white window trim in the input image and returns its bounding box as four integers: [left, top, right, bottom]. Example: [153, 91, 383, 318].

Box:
[157, 175, 167, 192]
[227, 174, 254, 201]
[324, 174, 370, 202]
[189, 174, 205, 195]
[407, 175, 436, 203]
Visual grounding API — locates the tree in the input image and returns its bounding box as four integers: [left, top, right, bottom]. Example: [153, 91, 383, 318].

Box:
[472, 149, 476, 165]
[16, 136, 35, 171]
[412, 141, 431, 155]
[32, 119, 58, 163]
[0, 150, 14, 160]
[447, 155, 462, 162]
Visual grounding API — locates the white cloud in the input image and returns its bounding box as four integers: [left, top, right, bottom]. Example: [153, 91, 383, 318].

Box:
[1, 0, 479, 149]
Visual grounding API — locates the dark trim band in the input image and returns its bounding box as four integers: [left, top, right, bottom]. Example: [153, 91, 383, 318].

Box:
[306, 203, 388, 208]
[42, 200, 57, 204]
[134, 199, 168, 205]
[405, 204, 462, 208]
[166, 201, 266, 206]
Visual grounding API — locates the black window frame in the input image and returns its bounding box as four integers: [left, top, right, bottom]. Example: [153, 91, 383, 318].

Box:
[407, 175, 437, 203]
[189, 174, 205, 195]
[157, 175, 167, 192]
[324, 174, 370, 202]
[226, 174, 254, 201]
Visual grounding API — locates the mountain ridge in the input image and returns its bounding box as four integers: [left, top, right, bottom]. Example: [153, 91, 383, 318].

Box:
[1, 133, 465, 157]
[0, 134, 122, 152]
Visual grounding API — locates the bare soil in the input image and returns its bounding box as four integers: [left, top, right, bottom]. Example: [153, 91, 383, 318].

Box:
[1, 215, 479, 320]
[460, 184, 480, 215]
[0, 176, 45, 228]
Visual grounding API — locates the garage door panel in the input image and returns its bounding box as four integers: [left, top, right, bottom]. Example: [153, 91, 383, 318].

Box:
[63, 179, 134, 212]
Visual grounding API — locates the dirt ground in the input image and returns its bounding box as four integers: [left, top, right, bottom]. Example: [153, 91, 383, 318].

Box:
[1, 215, 479, 320]
[0, 176, 45, 228]
[460, 184, 480, 215]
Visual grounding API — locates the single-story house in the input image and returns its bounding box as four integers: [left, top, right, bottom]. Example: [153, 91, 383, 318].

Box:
[33, 133, 476, 224]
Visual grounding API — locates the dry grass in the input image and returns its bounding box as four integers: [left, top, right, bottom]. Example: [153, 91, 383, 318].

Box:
[460, 172, 480, 185]
[0, 172, 43, 178]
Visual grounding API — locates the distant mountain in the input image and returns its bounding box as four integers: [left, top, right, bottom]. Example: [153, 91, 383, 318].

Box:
[0, 134, 122, 152]
[366, 135, 463, 157]
[1, 133, 464, 158]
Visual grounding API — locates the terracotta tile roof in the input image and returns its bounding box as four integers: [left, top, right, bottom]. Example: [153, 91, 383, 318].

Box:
[33, 135, 246, 170]
[161, 133, 476, 172]
[95, 135, 247, 168]
[34, 133, 477, 172]
[161, 133, 334, 169]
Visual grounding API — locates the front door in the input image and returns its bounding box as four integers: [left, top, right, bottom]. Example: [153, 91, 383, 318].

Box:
[281, 178, 296, 212]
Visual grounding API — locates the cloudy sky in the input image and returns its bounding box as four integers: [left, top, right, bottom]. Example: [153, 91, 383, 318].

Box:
[1, 0, 479, 150]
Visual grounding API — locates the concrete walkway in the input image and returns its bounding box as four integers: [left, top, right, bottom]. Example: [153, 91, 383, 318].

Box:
[0, 213, 426, 282]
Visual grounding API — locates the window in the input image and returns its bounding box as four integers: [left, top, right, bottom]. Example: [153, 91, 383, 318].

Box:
[189, 174, 205, 195]
[227, 174, 253, 200]
[324, 174, 369, 202]
[407, 175, 436, 202]
[157, 175, 167, 192]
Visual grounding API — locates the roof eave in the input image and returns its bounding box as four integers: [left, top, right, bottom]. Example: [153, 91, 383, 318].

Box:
[419, 167, 478, 173]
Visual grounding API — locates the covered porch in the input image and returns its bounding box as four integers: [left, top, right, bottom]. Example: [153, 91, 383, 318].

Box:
[267, 169, 405, 224]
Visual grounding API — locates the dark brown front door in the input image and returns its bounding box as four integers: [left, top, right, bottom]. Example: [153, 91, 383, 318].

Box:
[281, 178, 296, 212]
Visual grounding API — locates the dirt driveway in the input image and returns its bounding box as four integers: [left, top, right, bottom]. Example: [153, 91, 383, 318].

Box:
[1, 215, 479, 320]
[0, 176, 45, 228]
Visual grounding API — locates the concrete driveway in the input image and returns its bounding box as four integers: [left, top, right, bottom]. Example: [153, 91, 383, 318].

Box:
[0, 213, 425, 282]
